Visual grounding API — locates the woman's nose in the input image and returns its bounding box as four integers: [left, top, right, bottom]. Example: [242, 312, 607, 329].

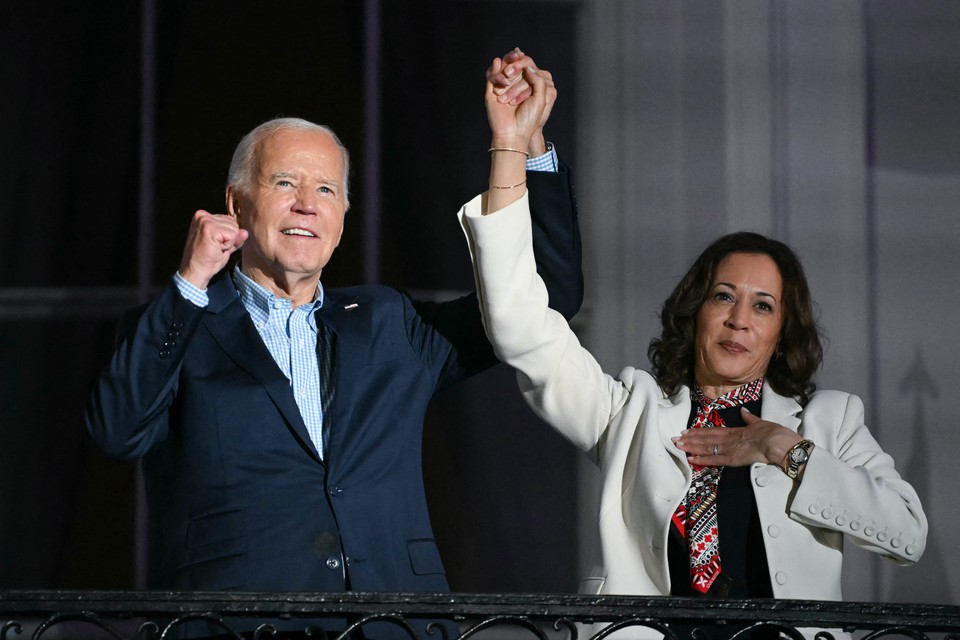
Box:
[724, 304, 749, 330]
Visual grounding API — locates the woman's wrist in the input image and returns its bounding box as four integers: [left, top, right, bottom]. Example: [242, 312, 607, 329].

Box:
[766, 430, 803, 468]
[486, 141, 528, 214]
[489, 135, 531, 153]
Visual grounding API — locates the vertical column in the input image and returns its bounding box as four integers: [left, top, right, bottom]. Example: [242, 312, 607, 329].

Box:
[363, 0, 381, 284]
[136, 0, 158, 590]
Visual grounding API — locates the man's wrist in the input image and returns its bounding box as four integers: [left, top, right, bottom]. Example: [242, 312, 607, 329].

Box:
[528, 131, 547, 157]
[174, 271, 210, 307]
[527, 142, 557, 173]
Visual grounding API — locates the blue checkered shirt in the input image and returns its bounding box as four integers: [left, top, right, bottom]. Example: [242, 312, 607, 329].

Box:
[527, 143, 558, 172]
[175, 267, 327, 459]
[172, 145, 559, 460]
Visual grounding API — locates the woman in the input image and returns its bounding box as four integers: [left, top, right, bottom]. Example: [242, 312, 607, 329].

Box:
[466, 56, 927, 610]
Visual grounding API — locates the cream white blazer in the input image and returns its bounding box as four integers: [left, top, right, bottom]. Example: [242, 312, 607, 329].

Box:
[460, 193, 927, 604]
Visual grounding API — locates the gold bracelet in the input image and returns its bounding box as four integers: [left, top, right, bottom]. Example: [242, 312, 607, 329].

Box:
[489, 179, 527, 190]
[488, 147, 530, 158]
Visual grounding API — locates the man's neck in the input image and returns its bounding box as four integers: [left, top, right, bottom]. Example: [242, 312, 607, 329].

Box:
[239, 264, 321, 309]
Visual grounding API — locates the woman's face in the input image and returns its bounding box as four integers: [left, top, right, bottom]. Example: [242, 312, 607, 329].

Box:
[693, 252, 784, 396]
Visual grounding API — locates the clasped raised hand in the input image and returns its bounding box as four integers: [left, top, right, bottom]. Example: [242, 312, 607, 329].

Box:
[485, 50, 553, 152]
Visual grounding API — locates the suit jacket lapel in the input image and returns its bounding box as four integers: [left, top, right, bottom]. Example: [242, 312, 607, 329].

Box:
[315, 291, 363, 461]
[203, 273, 323, 464]
[659, 386, 695, 484]
[760, 381, 803, 432]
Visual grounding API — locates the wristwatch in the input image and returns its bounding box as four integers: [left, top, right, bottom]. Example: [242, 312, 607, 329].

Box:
[782, 439, 814, 479]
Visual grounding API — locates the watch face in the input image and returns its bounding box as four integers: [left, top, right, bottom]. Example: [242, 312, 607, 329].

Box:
[790, 447, 809, 464]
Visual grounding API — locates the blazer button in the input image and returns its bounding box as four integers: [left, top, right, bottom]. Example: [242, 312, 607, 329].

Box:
[775, 572, 787, 585]
[850, 520, 861, 532]
[754, 475, 769, 487]
[821, 508, 833, 520]
[808, 504, 819, 516]
[767, 525, 781, 538]
[864, 525, 876, 537]
[835, 514, 847, 526]
[891, 537, 902, 548]
[906, 544, 917, 555]
[325, 557, 341, 570]
[876, 531, 888, 542]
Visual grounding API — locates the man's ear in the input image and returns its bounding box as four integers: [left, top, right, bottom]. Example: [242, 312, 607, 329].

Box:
[226, 186, 241, 223]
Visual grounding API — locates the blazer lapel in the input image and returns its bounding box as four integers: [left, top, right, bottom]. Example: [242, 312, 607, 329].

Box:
[760, 381, 803, 432]
[314, 291, 363, 461]
[658, 386, 695, 483]
[203, 274, 323, 463]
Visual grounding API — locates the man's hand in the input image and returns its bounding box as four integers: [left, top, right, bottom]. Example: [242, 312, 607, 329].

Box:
[486, 48, 556, 157]
[178, 210, 248, 290]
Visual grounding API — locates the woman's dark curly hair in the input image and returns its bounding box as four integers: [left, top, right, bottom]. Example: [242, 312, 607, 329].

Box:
[647, 231, 824, 406]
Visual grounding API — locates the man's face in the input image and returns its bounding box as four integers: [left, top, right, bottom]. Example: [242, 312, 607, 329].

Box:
[229, 128, 348, 288]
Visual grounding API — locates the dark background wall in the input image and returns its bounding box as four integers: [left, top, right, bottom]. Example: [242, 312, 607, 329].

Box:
[0, 0, 579, 592]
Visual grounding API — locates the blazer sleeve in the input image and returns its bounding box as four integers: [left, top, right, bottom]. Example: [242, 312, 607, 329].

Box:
[788, 391, 928, 565]
[460, 192, 628, 455]
[84, 279, 206, 459]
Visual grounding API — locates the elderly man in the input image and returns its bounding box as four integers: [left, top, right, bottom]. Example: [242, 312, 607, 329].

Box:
[85, 51, 580, 639]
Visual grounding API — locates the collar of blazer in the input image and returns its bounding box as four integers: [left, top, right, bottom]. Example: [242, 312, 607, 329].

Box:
[657, 380, 803, 436]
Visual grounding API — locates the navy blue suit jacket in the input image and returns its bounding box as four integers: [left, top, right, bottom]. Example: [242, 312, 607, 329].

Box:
[85, 167, 582, 616]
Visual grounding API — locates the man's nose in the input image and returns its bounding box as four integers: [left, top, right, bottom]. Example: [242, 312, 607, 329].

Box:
[293, 189, 320, 214]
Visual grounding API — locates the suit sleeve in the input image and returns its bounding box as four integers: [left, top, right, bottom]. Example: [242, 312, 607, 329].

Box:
[84, 279, 206, 459]
[412, 163, 584, 388]
[788, 391, 928, 565]
[527, 161, 583, 321]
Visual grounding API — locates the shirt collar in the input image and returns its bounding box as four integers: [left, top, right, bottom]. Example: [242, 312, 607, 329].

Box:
[232, 264, 324, 314]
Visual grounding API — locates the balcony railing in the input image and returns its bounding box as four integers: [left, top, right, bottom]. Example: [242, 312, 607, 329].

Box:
[2, 591, 959, 640]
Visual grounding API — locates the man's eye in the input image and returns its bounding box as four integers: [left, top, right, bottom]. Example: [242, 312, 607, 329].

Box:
[277, 180, 293, 187]
[319, 186, 333, 194]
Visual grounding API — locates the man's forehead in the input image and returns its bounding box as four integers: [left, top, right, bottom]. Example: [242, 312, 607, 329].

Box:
[257, 129, 342, 166]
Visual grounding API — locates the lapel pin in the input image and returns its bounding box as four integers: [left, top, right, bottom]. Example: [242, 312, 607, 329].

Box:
[344, 303, 359, 310]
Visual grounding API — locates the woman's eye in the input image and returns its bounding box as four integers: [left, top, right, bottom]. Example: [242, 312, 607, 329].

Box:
[755, 301, 773, 312]
[714, 291, 734, 303]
